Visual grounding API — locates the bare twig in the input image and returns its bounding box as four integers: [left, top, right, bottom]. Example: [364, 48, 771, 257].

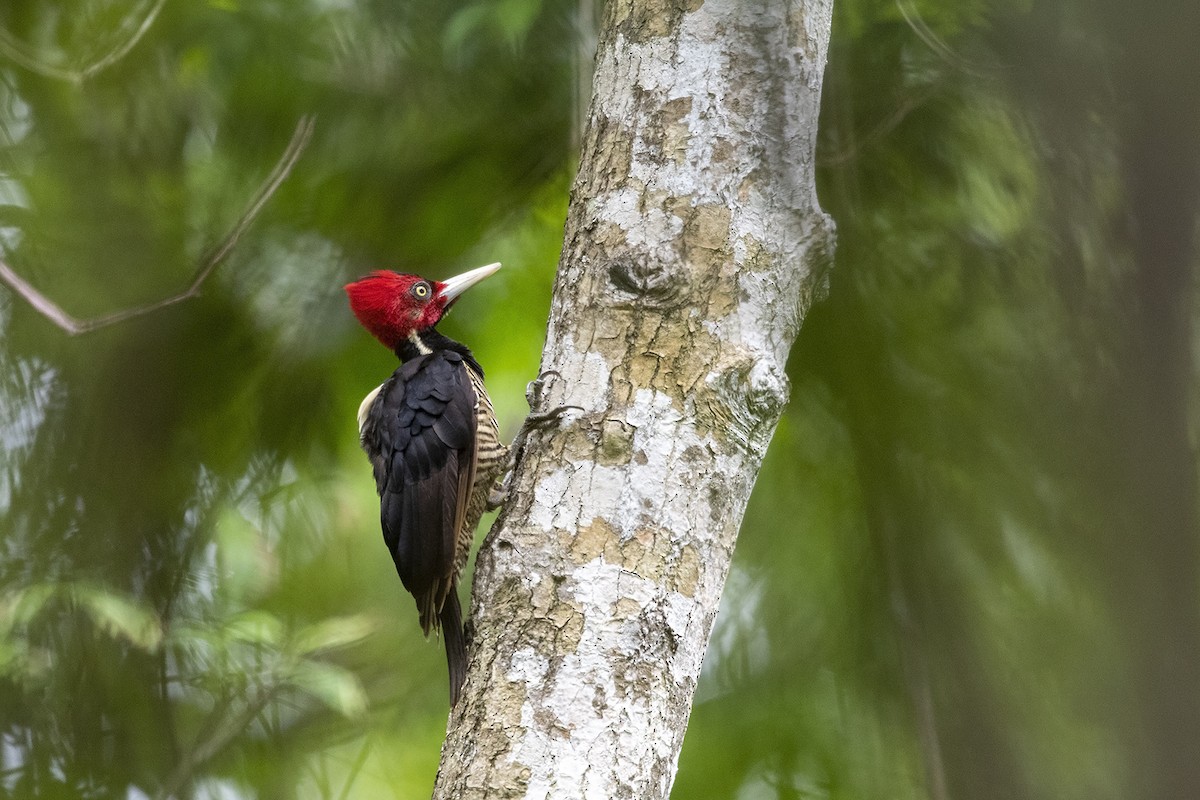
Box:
[0, 0, 168, 84]
[0, 28, 78, 83]
[894, 0, 993, 79]
[79, 0, 169, 82]
[0, 114, 316, 335]
[818, 89, 931, 167]
[153, 685, 277, 800]
[335, 737, 373, 800]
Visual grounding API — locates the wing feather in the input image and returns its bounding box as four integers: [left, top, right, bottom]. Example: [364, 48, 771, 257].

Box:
[359, 351, 479, 634]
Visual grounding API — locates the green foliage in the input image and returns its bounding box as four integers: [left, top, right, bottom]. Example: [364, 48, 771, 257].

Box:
[0, 0, 573, 796]
[0, 0, 1195, 798]
[679, 2, 1198, 800]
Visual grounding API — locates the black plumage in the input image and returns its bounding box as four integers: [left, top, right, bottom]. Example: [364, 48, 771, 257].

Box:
[360, 350, 479, 705]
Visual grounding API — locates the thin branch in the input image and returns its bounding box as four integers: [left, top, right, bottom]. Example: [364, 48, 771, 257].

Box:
[0, 114, 316, 335]
[153, 685, 278, 800]
[187, 115, 316, 295]
[0, 28, 79, 83]
[335, 736, 373, 800]
[894, 0, 993, 79]
[818, 89, 931, 167]
[79, 0, 169, 82]
[0, 0, 168, 84]
[0, 257, 80, 331]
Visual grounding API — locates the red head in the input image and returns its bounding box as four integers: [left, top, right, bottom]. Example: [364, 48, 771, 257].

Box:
[344, 262, 501, 349]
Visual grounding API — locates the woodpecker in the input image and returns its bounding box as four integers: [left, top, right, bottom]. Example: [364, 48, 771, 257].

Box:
[345, 262, 507, 707]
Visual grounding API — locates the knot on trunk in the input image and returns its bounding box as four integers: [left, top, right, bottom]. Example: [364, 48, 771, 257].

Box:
[706, 354, 790, 452]
[608, 256, 683, 307]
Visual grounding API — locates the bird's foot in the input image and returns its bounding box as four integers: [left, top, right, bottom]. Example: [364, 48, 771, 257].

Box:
[489, 371, 581, 509]
[511, 395, 582, 461]
[525, 369, 562, 410]
[486, 474, 509, 511]
[519, 369, 582, 449]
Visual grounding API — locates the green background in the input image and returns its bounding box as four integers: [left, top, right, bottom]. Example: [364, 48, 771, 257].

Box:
[1, 0, 1197, 798]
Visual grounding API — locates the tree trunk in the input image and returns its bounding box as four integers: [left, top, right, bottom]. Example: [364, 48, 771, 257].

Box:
[433, 0, 835, 797]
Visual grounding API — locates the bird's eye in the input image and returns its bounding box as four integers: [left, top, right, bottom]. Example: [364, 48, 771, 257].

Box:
[413, 282, 430, 299]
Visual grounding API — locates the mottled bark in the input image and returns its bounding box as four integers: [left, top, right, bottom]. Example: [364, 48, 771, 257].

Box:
[433, 0, 835, 797]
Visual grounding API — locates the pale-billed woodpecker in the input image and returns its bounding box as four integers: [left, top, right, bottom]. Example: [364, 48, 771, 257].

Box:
[345, 262, 507, 707]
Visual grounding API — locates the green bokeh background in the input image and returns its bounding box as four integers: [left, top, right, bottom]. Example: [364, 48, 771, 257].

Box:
[1, 1, 1197, 798]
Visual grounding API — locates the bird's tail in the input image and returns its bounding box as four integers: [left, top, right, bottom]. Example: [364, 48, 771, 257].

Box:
[440, 592, 468, 707]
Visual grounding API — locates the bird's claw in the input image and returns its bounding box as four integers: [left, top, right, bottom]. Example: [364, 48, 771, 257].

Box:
[504, 402, 581, 474]
[489, 373, 582, 511]
[522, 367, 579, 439]
[524, 402, 582, 430]
[486, 474, 509, 511]
[525, 369, 563, 409]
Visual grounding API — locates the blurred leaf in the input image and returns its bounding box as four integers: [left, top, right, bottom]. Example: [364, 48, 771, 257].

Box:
[0, 584, 56, 631]
[71, 584, 163, 651]
[291, 660, 368, 718]
[292, 614, 376, 655]
[0, 583, 161, 650]
[443, 5, 491, 55]
[214, 506, 279, 603]
[224, 610, 283, 647]
[444, 0, 543, 57]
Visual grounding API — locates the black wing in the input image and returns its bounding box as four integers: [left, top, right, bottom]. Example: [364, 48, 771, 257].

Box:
[360, 351, 478, 635]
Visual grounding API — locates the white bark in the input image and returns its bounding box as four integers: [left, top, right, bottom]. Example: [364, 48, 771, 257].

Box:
[433, 0, 834, 797]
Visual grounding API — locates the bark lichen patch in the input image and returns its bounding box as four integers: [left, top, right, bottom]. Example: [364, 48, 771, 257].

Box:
[706, 481, 733, 527]
[679, 442, 709, 468]
[642, 95, 693, 165]
[588, 114, 635, 193]
[568, 519, 620, 564]
[599, 418, 635, 465]
[529, 467, 571, 531]
[684, 204, 731, 252]
[617, 526, 665, 582]
[788, 0, 831, 60]
[547, 597, 585, 651]
[735, 233, 776, 274]
[618, 0, 701, 43]
[555, 413, 610, 464]
[745, 357, 790, 420]
[506, 646, 549, 687]
[670, 543, 701, 597]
